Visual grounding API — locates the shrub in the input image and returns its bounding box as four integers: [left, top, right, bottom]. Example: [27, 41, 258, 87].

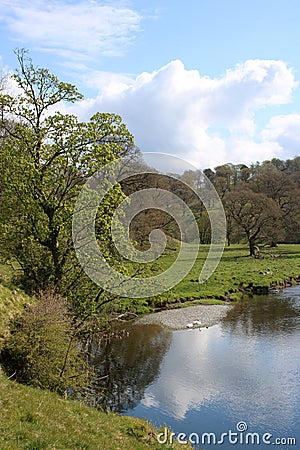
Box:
[0, 290, 89, 396]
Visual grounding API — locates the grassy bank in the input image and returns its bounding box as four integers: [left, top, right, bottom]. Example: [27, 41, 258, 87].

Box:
[0, 266, 184, 450]
[0, 367, 180, 450]
[169, 243, 300, 300]
[116, 243, 300, 313]
[0, 264, 32, 348]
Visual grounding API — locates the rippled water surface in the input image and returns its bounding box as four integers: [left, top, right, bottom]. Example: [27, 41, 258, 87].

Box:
[90, 286, 300, 449]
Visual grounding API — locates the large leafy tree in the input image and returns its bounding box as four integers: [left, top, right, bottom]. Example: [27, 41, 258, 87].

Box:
[249, 163, 300, 243]
[0, 50, 135, 301]
[224, 188, 283, 256]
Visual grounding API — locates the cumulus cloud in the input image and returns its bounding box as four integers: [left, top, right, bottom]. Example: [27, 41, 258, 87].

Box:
[69, 58, 298, 168]
[261, 114, 300, 157]
[0, 0, 142, 63]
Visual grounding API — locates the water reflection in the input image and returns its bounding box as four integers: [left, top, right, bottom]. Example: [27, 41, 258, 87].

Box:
[137, 324, 299, 430]
[222, 290, 300, 336]
[130, 287, 300, 444]
[90, 287, 300, 448]
[88, 324, 171, 411]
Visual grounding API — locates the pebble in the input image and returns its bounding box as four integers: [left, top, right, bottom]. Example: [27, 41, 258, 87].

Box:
[135, 304, 232, 330]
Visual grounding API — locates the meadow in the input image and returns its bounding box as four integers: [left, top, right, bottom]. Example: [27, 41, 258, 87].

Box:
[117, 243, 300, 313]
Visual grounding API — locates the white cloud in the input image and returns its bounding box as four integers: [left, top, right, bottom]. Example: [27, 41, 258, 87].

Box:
[82, 69, 134, 92]
[261, 114, 300, 158]
[0, 0, 142, 63]
[68, 58, 298, 168]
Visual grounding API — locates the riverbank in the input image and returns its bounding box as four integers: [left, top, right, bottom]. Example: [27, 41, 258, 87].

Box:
[136, 304, 232, 330]
[0, 266, 187, 450]
[125, 243, 300, 313]
[0, 367, 189, 450]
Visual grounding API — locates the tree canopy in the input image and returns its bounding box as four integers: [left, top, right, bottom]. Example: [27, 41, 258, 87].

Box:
[205, 160, 300, 253]
[0, 50, 135, 308]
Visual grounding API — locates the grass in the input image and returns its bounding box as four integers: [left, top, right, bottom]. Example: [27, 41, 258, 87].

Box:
[0, 263, 186, 450]
[117, 243, 300, 312]
[0, 368, 183, 450]
[0, 263, 32, 347]
[169, 243, 300, 299]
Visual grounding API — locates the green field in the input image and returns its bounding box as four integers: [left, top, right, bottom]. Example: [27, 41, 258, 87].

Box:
[116, 243, 300, 313]
[167, 243, 300, 300]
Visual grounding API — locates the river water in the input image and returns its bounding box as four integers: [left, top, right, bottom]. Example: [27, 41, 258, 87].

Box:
[89, 286, 300, 449]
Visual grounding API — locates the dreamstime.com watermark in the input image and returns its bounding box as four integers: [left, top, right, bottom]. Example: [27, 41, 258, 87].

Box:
[157, 421, 297, 446]
[72, 153, 226, 298]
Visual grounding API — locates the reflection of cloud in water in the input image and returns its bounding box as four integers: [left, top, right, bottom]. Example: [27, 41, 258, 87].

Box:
[141, 324, 299, 430]
[141, 328, 219, 420]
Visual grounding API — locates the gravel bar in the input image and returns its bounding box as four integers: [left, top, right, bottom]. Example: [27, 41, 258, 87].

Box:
[135, 304, 232, 330]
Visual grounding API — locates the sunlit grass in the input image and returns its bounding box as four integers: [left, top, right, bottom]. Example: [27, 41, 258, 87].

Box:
[0, 367, 188, 450]
[120, 243, 300, 311]
[0, 264, 32, 347]
[168, 243, 300, 299]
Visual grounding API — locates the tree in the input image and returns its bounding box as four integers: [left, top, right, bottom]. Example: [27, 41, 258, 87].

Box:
[0, 50, 135, 298]
[207, 163, 251, 199]
[213, 164, 235, 198]
[224, 189, 283, 256]
[286, 156, 300, 183]
[250, 163, 300, 244]
[120, 167, 205, 246]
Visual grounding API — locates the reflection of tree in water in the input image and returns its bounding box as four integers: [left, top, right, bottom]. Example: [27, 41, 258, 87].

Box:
[222, 293, 300, 336]
[86, 324, 171, 412]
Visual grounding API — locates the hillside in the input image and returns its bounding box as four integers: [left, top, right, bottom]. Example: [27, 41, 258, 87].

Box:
[0, 266, 184, 450]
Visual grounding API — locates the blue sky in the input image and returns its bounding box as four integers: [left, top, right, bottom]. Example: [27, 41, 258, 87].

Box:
[1, 0, 300, 168]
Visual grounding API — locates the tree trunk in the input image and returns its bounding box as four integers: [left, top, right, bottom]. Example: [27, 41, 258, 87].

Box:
[226, 229, 231, 247]
[249, 239, 255, 256]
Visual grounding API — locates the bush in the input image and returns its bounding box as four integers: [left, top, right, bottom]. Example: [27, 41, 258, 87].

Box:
[0, 290, 90, 396]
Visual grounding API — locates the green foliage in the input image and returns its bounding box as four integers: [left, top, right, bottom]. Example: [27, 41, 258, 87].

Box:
[0, 50, 134, 304]
[1, 290, 89, 395]
[0, 269, 32, 347]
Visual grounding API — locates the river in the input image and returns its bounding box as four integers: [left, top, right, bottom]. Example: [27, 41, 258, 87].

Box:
[89, 286, 300, 449]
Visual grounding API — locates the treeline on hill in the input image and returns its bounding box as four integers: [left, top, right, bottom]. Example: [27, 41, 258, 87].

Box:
[205, 160, 300, 253]
[122, 158, 300, 256]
